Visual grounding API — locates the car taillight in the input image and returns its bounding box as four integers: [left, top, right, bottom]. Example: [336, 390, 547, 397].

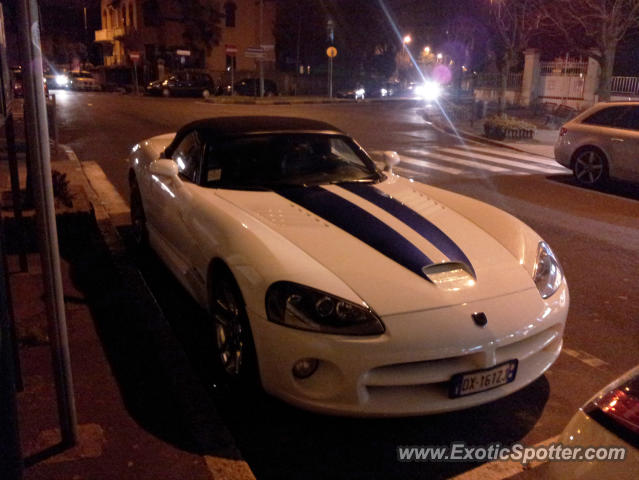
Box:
[585, 372, 639, 444]
[559, 127, 568, 137]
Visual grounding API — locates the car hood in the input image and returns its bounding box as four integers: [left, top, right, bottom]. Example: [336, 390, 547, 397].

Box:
[214, 178, 537, 315]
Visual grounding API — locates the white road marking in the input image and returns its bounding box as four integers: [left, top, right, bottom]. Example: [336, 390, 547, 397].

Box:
[467, 145, 565, 167]
[404, 149, 509, 173]
[440, 147, 567, 174]
[450, 435, 561, 480]
[562, 348, 609, 369]
[399, 154, 465, 174]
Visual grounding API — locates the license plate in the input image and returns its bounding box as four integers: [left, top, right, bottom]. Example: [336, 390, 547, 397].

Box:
[449, 360, 518, 398]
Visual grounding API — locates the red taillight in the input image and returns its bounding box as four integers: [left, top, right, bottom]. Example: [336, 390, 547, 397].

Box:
[559, 127, 568, 137]
[587, 374, 639, 437]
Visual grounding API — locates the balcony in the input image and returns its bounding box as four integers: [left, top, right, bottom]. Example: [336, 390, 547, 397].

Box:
[94, 29, 114, 43]
[94, 26, 127, 44]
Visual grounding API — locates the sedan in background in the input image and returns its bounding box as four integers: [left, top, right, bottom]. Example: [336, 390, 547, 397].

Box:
[550, 365, 639, 479]
[233, 78, 278, 96]
[147, 70, 215, 98]
[554, 102, 639, 187]
[69, 71, 102, 91]
[129, 116, 568, 416]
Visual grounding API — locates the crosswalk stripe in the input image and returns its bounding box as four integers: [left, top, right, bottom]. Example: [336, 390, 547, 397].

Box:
[403, 149, 509, 173]
[398, 155, 465, 175]
[440, 147, 565, 173]
[465, 145, 565, 167]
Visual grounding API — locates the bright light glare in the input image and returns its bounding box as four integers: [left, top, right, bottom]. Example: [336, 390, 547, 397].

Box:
[355, 88, 365, 99]
[55, 74, 69, 86]
[403, 35, 411, 44]
[414, 81, 442, 101]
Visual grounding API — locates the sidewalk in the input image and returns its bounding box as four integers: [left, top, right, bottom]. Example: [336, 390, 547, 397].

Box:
[423, 105, 560, 159]
[1, 141, 254, 479]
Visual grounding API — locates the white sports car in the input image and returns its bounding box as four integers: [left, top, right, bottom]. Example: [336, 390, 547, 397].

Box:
[129, 116, 569, 416]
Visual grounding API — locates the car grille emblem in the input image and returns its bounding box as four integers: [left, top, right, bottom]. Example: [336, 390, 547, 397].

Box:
[472, 312, 488, 327]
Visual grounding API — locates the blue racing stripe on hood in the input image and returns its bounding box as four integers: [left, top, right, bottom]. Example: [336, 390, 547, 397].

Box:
[274, 186, 434, 280]
[340, 183, 475, 277]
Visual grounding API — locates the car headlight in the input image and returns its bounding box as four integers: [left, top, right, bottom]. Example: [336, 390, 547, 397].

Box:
[266, 281, 384, 335]
[55, 74, 69, 86]
[532, 241, 563, 299]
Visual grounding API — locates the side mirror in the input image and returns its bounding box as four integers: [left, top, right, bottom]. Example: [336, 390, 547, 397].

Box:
[149, 159, 179, 178]
[382, 151, 400, 173]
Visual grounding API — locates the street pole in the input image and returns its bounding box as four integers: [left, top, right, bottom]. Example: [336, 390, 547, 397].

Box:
[329, 56, 333, 98]
[17, 0, 78, 448]
[259, 0, 264, 97]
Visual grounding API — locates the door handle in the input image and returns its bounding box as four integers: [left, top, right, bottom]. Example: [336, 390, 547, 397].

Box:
[611, 137, 624, 142]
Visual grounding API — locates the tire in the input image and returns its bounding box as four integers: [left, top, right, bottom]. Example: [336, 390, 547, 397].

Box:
[572, 148, 608, 187]
[129, 175, 149, 250]
[201, 89, 210, 98]
[209, 267, 258, 385]
[162, 88, 171, 97]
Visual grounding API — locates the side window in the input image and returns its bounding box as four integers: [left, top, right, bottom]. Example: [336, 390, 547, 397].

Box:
[582, 106, 634, 129]
[172, 131, 202, 183]
[224, 2, 236, 27]
[628, 107, 639, 130]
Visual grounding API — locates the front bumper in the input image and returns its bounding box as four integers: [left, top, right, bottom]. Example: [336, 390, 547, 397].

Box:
[251, 284, 568, 416]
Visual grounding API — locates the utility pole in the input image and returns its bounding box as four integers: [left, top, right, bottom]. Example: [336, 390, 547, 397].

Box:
[17, 0, 78, 448]
[259, 0, 264, 97]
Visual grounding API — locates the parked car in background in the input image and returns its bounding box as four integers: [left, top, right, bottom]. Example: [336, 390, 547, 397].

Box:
[128, 116, 569, 416]
[10, 67, 49, 98]
[69, 71, 102, 91]
[233, 78, 277, 96]
[549, 365, 639, 479]
[554, 102, 639, 187]
[146, 70, 215, 98]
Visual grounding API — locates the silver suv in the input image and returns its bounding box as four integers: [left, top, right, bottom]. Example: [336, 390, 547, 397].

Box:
[554, 102, 639, 187]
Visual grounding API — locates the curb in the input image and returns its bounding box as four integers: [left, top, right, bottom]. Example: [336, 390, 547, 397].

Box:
[57, 145, 257, 480]
[424, 114, 556, 159]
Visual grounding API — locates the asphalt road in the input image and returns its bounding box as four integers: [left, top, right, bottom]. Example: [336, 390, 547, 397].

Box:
[54, 89, 639, 479]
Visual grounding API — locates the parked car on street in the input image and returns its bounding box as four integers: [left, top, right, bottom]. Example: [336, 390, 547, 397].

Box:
[69, 70, 102, 91]
[129, 116, 569, 416]
[233, 78, 278, 96]
[549, 365, 639, 479]
[554, 101, 639, 187]
[146, 70, 215, 98]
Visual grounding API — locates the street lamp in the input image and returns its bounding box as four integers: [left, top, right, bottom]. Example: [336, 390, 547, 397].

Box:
[403, 35, 412, 45]
[424, 46, 430, 54]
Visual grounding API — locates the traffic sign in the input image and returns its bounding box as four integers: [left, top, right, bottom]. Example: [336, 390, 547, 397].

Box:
[225, 44, 238, 55]
[129, 51, 141, 63]
[245, 47, 265, 59]
[326, 46, 337, 58]
[176, 49, 191, 56]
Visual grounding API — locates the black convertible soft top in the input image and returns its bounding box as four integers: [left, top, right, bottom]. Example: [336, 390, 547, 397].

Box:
[164, 116, 345, 158]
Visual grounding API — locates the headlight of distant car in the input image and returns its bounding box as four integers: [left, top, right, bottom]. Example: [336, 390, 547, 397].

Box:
[55, 74, 69, 87]
[415, 80, 442, 101]
[266, 281, 385, 335]
[532, 241, 563, 299]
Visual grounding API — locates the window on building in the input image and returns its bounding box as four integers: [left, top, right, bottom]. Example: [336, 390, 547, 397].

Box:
[129, 4, 134, 28]
[224, 2, 237, 27]
[102, 9, 107, 28]
[122, 5, 127, 25]
[143, 0, 161, 27]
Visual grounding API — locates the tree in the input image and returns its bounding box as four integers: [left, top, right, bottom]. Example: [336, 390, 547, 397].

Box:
[488, 0, 549, 113]
[181, 0, 224, 66]
[543, 0, 639, 101]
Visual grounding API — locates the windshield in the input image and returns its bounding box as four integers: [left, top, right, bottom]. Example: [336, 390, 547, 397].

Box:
[204, 133, 381, 188]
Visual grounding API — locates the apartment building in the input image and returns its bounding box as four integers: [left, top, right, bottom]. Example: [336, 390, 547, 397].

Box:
[94, 0, 275, 82]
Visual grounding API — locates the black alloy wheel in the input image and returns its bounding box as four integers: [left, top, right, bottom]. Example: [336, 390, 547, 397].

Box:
[572, 148, 608, 187]
[210, 269, 258, 383]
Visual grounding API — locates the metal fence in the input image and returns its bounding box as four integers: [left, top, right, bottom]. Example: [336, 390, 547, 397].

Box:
[475, 72, 523, 89]
[540, 61, 588, 76]
[610, 76, 639, 95]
